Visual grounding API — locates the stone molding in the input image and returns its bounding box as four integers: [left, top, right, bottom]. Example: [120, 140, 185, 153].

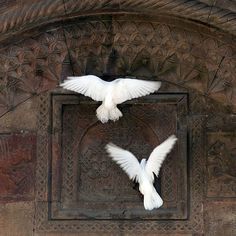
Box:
[0, 0, 235, 44]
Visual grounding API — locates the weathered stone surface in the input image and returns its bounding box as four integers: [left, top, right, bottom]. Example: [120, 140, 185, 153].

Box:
[49, 94, 187, 220]
[204, 201, 236, 236]
[35, 234, 193, 236]
[206, 132, 236, 198]
[0, 0, 235, 44]
[0, 201, 34, 236]
[0, 14, 235, 118]
[0, 0, 235, 235]
[0, 133, 36, 201]
[199, 0, 236, 12]
[35, 234, 123, 236]
[0, 96, 38, 132]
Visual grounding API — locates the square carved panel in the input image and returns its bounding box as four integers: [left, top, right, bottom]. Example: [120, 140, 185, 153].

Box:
[50, 93, 188, 220]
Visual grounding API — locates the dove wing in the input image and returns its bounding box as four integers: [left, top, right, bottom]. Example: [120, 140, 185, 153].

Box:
[145, 135, 177, 181]
[60, 75, 108, 101]
[112, 79, 161, 104]
[106, 143, 142, 182]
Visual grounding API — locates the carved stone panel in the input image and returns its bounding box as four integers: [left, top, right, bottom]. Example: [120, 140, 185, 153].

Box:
[0, 133, 36, 201]
[50, 93, 188, 220]
[0, 15, 235, 119]
[36, 92, 206, 234]
[206, 132, 236, 198]
[205, 201, 236, 236]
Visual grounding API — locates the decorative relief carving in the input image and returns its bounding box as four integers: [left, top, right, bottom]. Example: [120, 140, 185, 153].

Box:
[0, 0, 235, 41]
[55, 97, 185, 219]
[35, 92, 209, 235]
[24, 12, 233, 234]
[60, 105, 78, 203]
[206, 132, 236, 198]
[0, 16, 235, 117]
[205, 202, 236, 236]
[0, 30, 67, 116]
[0, 133, 36, 200]
[189, 116, 205, 233]
[35, 92, 50, 201]
[128, 104, 178, 203]
[0, 1, 233, 234]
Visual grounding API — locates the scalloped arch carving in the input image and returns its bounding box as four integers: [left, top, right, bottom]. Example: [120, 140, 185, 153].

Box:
[0, 14, 235, 117]
[0, 0, 235, 43]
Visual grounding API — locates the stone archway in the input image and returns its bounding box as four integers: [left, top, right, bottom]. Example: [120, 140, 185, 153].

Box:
[0, 1, 235, 235]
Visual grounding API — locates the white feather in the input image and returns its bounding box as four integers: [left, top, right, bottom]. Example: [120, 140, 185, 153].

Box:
[105, 135, 177, 210]
[105, 143, 142, 182]
[60, 75, 161, 123]
[111, 78, 161, 104]
[145, 135, 178, 181]
[60, 75, 108, 101]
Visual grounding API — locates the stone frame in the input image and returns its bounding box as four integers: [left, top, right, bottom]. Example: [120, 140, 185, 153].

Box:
[50, 92, 187, 220]
[35, 90, 204, 234]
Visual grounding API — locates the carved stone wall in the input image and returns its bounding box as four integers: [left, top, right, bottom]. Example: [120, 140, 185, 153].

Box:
[48, 93, 187, 221]
[206, 132, 236, 198]
[0, 1, 235, 235]
[0, 15, 235, 117]
[0, 0, 235, 44]
[0, 133, 36, 201]
[36, 90, 201, 234]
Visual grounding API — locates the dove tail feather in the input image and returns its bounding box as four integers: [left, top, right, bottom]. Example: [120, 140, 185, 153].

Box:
[96, 105, 123, 123]
[96, 104, 109, 123]
[143, 188, 163, 211]
[109, 107, 123, 122]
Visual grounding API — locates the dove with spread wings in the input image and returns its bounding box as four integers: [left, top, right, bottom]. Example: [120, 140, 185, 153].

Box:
[60, 75, 161, 123]
[105, 135, 177, 210]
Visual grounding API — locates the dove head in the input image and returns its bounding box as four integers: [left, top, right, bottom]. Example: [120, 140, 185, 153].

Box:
[140, 159, 147, 168]
[101, 74, 116, 82]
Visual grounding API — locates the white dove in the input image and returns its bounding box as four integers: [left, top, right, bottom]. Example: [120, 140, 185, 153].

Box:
[105, 135, 177, 210]
[60, 75, 161, 123]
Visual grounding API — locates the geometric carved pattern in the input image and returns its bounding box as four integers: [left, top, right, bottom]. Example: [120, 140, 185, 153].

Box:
[0, 0, 235, 40]
[36, 93, 51, 202]
[50, 93, 187, 220]
[36, 91, 202, 234]
[0, 15, 235, 118]
[189, 116, 205, 233]
[0, 133, 36, 201]
[206, 132, 236, 198]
